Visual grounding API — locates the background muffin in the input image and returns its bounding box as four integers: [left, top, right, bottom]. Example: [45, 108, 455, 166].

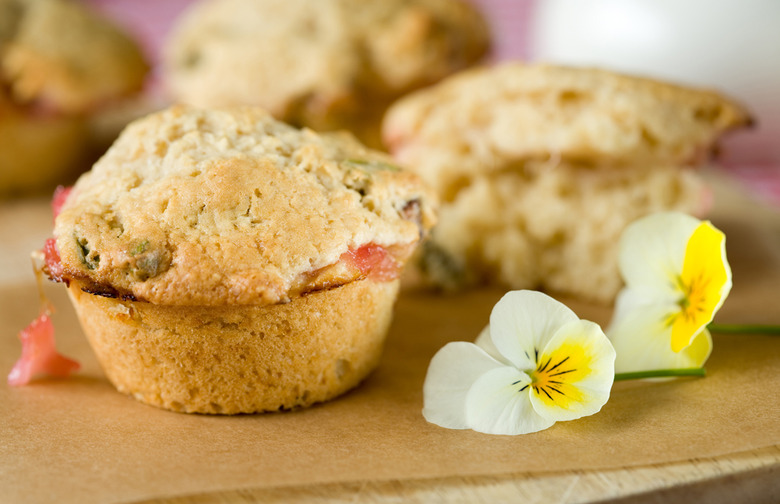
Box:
[383, 63, 751, 302]
[50, 105, 436, 413]
[163, 0, 490, 149]
[0, 0, 148, 197]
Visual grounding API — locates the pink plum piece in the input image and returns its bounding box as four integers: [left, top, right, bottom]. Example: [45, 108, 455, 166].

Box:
[7, 312, 80, 386]
[51, 185, 72, 218]
[342, 244, 401, 282]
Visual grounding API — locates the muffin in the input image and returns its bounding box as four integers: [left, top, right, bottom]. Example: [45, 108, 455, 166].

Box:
[47, 105, 436, 414]
[383, 63, 751, 302]
[0, 0, 148, 197]
[162, 0, 490, 149]
[0, 92, 88, 195]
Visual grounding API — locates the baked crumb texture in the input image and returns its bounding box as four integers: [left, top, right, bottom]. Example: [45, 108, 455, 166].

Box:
[54, 105, 436, 306]
[69, 279, 398, 414]
[383, 63, 751, 302]
[163, 0, 490, 148]
[0, 0, 148, 196]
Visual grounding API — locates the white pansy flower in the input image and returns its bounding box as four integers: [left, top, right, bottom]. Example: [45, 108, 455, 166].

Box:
[423, 290, 616, 435]
[607, 212, 732, 373]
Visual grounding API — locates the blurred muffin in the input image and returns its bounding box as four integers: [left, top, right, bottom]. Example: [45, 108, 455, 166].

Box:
[0, 92, 88, 195]
[48, 105, 436, 414]
[163, 0, 490, 149]
[0, 0, 148, 197]
[383, 63, 751, 303]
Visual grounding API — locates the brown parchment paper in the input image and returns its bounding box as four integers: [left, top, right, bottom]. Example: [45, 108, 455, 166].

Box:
[1, 178, 779, 504]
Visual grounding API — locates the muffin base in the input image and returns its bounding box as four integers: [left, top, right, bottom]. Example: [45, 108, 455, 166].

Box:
[67, 278, 399, 414]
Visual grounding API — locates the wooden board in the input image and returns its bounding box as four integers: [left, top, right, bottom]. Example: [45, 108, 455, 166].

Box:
[1, 173, 778, 504]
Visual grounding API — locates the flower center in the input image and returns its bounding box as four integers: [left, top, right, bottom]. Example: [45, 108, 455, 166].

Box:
[676, 273, 710, 321]
[529, 355, 575, 402]
[524, 341, 593, 410]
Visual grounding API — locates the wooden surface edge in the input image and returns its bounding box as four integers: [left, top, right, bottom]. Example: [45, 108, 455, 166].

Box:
[601, 464, 779, 504]
[133, 445, 780, 504]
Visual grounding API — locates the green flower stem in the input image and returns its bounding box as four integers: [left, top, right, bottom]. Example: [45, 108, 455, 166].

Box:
[614, 368, 706, 381]
[708, 323, 780, 334]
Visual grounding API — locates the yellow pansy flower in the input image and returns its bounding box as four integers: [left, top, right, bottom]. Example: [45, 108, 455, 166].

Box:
[607, 212, 732, 373]
[423, 291, 616, 435]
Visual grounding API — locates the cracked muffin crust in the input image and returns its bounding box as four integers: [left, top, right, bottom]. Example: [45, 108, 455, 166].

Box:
[50, 105, 436, 413]
[383, 63, 751, 302]
[162, 0, 490, 148]
[53, 105, 436, 306]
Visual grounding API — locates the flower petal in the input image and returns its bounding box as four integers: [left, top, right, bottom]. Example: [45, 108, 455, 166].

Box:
[608, 290, 713, 372]
[670, 221, 732, 352]
[422, 342, 505, 429]
[619, 212, 700, 294]
[683, 328, 713, 369]
[465, 366, 555, 435]
[608, 284, 679, 340]
[474, 325, 512, 365]
[530, 320, 615, 422]
[489, 290, 579, 370]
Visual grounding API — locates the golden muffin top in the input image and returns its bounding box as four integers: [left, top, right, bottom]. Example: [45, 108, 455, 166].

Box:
[53, 105, 436, 305]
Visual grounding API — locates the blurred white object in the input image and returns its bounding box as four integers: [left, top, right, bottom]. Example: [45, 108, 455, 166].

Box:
[530, 0, 780, 163]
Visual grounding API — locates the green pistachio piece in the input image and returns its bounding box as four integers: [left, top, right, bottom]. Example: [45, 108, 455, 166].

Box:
[130, 239, 150, 256]
[74, 235, 100, 270]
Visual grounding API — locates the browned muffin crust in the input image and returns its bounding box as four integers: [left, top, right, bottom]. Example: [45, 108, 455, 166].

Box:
[53, 105, 436, 306]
